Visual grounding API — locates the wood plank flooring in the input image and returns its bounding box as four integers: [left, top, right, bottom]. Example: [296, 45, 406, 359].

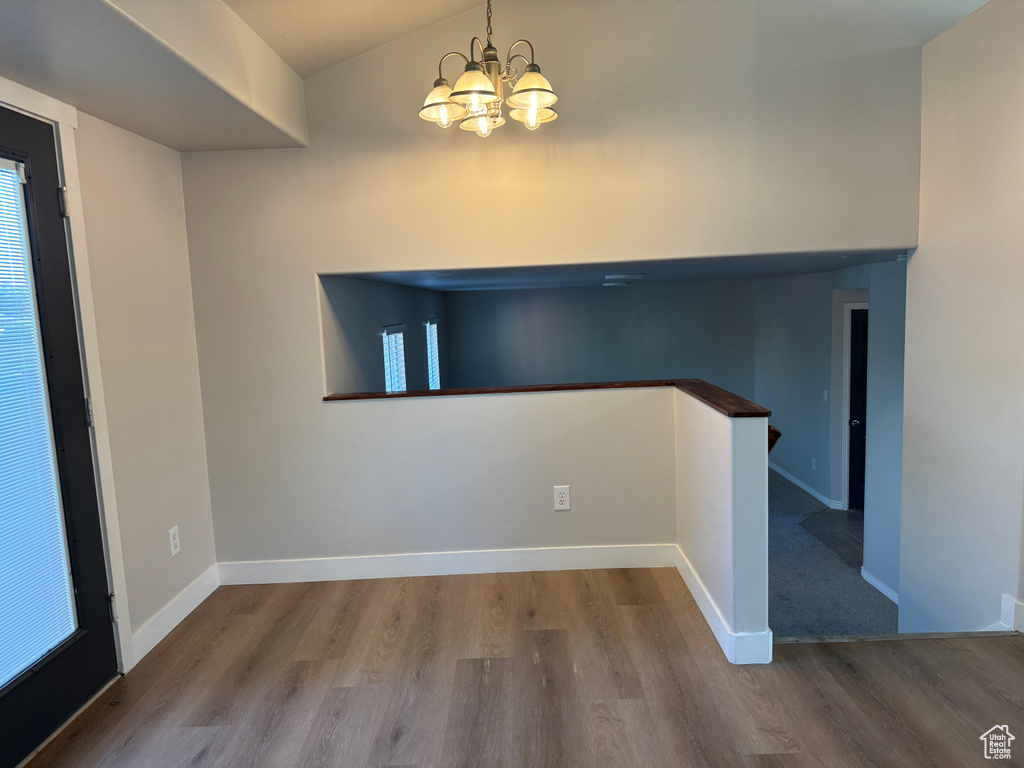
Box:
[24, 568, 1024, 767]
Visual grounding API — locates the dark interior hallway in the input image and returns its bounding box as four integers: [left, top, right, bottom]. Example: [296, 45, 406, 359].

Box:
[769, 470, 897, 638]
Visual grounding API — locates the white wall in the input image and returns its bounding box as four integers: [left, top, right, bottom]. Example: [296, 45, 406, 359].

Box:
[900, 0, 1024, 632]
[180, 0, 922, 574]
[862, 262, 907, 594]
[75, 113, 217, 633]
[213, 388, 677, 563]
[674, 390, 770, 663]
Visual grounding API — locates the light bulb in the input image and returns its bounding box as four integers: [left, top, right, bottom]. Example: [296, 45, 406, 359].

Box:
[525, 105, 540, 131]
[436, 105, 453, 128]
[476, 120, 492, 138]
[470, 92, 480, 114]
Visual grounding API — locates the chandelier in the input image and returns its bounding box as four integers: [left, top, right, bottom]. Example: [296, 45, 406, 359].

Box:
[418, 0, 558, 137]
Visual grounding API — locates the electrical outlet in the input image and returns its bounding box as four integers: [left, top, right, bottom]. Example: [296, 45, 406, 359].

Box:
[811, 458, 816, 471]
[169, 526, 180, 557]
[554, 485, 571, 511]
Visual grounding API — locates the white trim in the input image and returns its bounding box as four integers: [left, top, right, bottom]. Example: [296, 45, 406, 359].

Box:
[861, 566, 899, 604]
[55, 117, 137, 674]
[219, 543, 676, 585]
[769, 463, 842, 510]
[0, 74, 77, 127]
[671, 545, 772, 664]
[841, 301, 869, 511]
[1001, 593, 1024, 631]
[315, 276, 330, 398]
[131, 563, 220, 663]
[983, 621, 1013, 632]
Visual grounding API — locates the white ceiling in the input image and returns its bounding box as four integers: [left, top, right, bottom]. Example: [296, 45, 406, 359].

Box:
[224, 0, 990, 79]
[0, 0, 307, 151]
[224, 0, 484, 77]
[0, 0, 991, 151]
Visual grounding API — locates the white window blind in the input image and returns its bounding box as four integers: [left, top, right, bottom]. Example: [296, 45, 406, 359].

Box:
[0, 163, 76, 689]
[426, 319, 440, 390]
[382, 326, 407, 393]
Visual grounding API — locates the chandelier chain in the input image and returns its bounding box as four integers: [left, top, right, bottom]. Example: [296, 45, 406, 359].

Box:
[486, 0, 493, 46]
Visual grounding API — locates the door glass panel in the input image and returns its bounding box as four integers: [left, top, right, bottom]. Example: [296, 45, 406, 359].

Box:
[0, 162, 77, 690]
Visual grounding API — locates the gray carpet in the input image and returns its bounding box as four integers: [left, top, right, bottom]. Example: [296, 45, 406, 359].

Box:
[769, 469, 898, 637]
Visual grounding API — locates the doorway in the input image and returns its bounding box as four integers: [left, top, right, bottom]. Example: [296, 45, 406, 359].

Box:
[0, 105, 117, 768]
[841, 302, 869, 511]
[847, 308, 868, 509]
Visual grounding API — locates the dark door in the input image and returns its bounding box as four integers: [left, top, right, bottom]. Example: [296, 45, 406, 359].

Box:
[0, 105, 118, 768]
[848, 309, 869, 510]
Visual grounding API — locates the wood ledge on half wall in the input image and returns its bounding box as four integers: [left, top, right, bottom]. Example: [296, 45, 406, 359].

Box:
[324, 379, 770, 419]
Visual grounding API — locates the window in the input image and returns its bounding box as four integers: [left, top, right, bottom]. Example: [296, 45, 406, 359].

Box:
[382, 324, 407, 393]
[426, 319, 440, 390]
[0, 158, 76, 688]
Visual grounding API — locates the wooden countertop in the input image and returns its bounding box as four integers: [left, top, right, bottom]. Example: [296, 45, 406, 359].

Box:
[324, 379, 770, 419]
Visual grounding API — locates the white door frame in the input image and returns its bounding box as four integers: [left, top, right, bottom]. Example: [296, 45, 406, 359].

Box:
[0, 75, 135, 672]
[840, 302, 869, 511]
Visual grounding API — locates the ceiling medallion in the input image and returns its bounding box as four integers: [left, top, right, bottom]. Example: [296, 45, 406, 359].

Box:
[419, 0, 558, 137]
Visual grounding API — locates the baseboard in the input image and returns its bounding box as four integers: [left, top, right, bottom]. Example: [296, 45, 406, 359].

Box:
[1001, 593, 1024, 631]
[983, 621, 1013, 632]
[218, 543, 677, 585]
[134, 544, 776, 668]
[671, 545, 773, 665]
[861, 567, 899, 605]
[768, 463, 842, 510]
[131, 563, 220, 664]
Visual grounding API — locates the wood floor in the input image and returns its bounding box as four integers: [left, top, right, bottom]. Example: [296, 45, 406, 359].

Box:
[26, 568, 1024, 767]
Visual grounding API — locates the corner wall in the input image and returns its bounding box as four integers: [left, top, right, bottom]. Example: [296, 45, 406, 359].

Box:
[75, 113, 218, 643]
[673, 389, 770, 663]
[900, 0, 1024, 632]
[862, 262, 906, 595]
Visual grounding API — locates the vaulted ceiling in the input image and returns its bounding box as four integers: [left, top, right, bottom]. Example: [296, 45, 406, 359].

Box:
[224, 0, 483, 77]
[224, 0, 991, 78]
[0, 0, 992, 150]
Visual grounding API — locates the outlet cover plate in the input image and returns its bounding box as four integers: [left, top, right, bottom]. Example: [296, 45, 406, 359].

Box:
[554, 485, 571, 511]
[169, 525, 180, 557]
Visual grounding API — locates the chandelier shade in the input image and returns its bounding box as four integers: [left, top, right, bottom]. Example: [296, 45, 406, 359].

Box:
[449, 65, 500, 111]
[419, 79, 468, 127]
[506, 66, 557, 110]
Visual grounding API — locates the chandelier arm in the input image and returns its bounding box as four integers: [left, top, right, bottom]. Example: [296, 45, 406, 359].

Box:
[507, 53, 531, 71]
[437, 51, 470, 81]
[470, 36, 485, 63]
[505, 39, 535, 66]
